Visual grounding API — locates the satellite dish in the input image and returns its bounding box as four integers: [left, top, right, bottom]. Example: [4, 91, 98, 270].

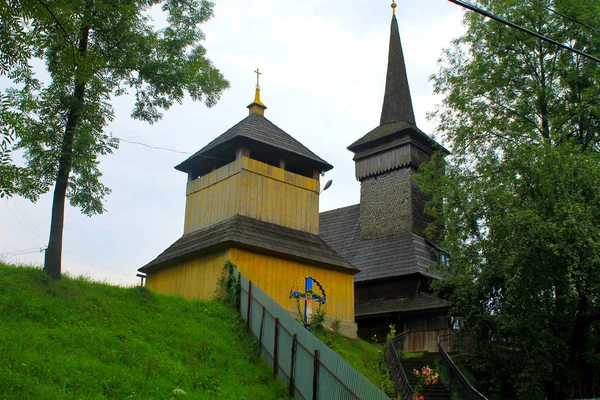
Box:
[319, 179, 333, 194]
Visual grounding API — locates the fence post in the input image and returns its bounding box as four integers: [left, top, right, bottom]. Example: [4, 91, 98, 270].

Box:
[273, 318, 279, 379]
[289, 333, 297, 396]
[258, 306, 266, 355]
[313, 349, 319, 400]
[246, 281, 252, 331]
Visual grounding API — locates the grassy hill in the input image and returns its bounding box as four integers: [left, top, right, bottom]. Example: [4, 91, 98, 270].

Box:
[0, 263, 289, 399]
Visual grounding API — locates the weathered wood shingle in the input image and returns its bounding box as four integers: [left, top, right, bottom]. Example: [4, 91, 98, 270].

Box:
[140, 215, 356, 274]
[176, 113, 332, 173]
[355, 293, 451, 317]
[319, 204, 439, 283]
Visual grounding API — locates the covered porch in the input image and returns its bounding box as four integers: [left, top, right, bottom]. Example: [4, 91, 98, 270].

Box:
[355, 292, 453, 352]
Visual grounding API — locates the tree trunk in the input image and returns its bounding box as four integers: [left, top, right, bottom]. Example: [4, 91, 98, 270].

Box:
[43, 26, 90, 279]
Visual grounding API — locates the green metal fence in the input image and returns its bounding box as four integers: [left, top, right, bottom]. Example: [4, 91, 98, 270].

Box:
[239, 274, 391, 400]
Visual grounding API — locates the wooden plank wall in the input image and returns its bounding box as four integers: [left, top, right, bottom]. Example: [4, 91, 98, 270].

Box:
[184, 175, 240, 233]
[403, 328, 451, 353]
[184, 156, 320, 234]
[146, 250, 230, 300]
[238, 170, 318, 234]
[230, 248, 355, 323]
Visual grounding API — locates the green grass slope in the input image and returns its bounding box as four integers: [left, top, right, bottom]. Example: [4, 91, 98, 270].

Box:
[0, 264, 288, 400]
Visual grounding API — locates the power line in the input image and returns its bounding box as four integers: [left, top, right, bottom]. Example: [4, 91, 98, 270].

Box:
[12, 197, 45, 242]
[115, 137, 230, 161]
[4, 200, 44, 247]
[537, 2, 600, 34]
[0, 247, 44, 256]
[63, 250, 133, 278]
[447, 0, 600, 64]
[116, 137, 192, 155]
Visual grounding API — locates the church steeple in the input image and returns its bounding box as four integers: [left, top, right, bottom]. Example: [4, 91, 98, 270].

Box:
[380, 5, 416, 126]
[346, 4, 447, 240]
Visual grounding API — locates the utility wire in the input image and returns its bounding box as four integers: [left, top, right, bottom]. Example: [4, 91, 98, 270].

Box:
[12, 198, 45, 242]
[116, 137, 192, 155]
[538, 3, 600, 34]
[4, 200, 44, 248]
[0, 247, 44, 256]
[447, 0, 600, 64]
[115, 137, 232, 161]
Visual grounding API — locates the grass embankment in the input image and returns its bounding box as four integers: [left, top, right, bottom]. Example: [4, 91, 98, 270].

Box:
[0, 264, 288, 399]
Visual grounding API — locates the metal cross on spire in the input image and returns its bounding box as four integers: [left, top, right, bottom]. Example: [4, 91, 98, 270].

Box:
[254, 68, 261, 89]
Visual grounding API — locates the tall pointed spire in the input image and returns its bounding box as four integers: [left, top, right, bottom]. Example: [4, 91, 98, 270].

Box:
[380, 10, 416, 126]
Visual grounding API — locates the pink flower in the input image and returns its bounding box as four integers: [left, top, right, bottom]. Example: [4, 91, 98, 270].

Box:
[328, 327, 335, 333]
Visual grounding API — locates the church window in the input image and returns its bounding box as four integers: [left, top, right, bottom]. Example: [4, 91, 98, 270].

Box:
[427, 315, 447, 330]
[406, 315, 425, 331]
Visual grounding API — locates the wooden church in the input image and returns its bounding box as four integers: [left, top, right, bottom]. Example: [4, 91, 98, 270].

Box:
[319, 4, 452, 350]
[139, 81, 359, 337]
[140, 4, 452, 349]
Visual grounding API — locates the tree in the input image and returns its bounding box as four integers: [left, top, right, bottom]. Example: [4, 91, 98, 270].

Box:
[420, 0, 600, 398]
[0, 0, 229, 279]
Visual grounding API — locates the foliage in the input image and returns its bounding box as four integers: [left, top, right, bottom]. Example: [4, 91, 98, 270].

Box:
[214, 260, 241, 310]
[0, 262, 289, 399]
[0, 0, 229, 278]
[420, 1, 600, 398]
[386, 323, 396, 344]
[311, 306, 326, 330]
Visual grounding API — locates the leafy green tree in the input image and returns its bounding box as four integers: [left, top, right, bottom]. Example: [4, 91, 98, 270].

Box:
[0, 0, 229, 279]
[420, 0, 600, 398]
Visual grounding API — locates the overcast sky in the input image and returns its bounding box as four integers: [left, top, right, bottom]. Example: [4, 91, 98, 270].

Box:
[0, 0, 465, 285]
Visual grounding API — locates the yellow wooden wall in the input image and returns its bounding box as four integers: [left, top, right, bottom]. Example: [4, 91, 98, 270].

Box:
[146, 250, 230, 300]
[184, 156, 320, 234]
[229, 248, 355, 323]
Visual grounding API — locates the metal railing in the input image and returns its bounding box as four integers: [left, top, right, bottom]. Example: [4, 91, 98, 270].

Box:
[386, 333, 414, 400]
[438, 334, 487, 400]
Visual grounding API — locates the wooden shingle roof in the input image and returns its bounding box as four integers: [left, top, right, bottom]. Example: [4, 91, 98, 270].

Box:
[176, 113, 333, 173]
[140, 215, 357, 274]
[355, 293, 451, 317]
[319, 204, 439, 283]
[346, 14, 448, 156]
[380, 14, 415, 127]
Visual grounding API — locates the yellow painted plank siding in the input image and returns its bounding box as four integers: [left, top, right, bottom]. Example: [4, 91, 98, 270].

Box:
[229, 248, 355, 323]
[184, 156, 320, 234]
[184, 174, 240, 233]
[145, 250, 230, 300]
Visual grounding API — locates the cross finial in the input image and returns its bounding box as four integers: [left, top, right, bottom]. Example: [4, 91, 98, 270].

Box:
[391, 0, 396, 15]
[254, 68, 261, 89]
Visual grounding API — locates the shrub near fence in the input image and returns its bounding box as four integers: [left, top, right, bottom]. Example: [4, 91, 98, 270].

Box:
[238, 273, 390, 400]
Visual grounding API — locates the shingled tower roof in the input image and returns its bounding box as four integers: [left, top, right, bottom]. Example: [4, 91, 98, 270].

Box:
[347, 12, 447, 155]
[175, 113, 333, 174]
[380, 14, 416, 126]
